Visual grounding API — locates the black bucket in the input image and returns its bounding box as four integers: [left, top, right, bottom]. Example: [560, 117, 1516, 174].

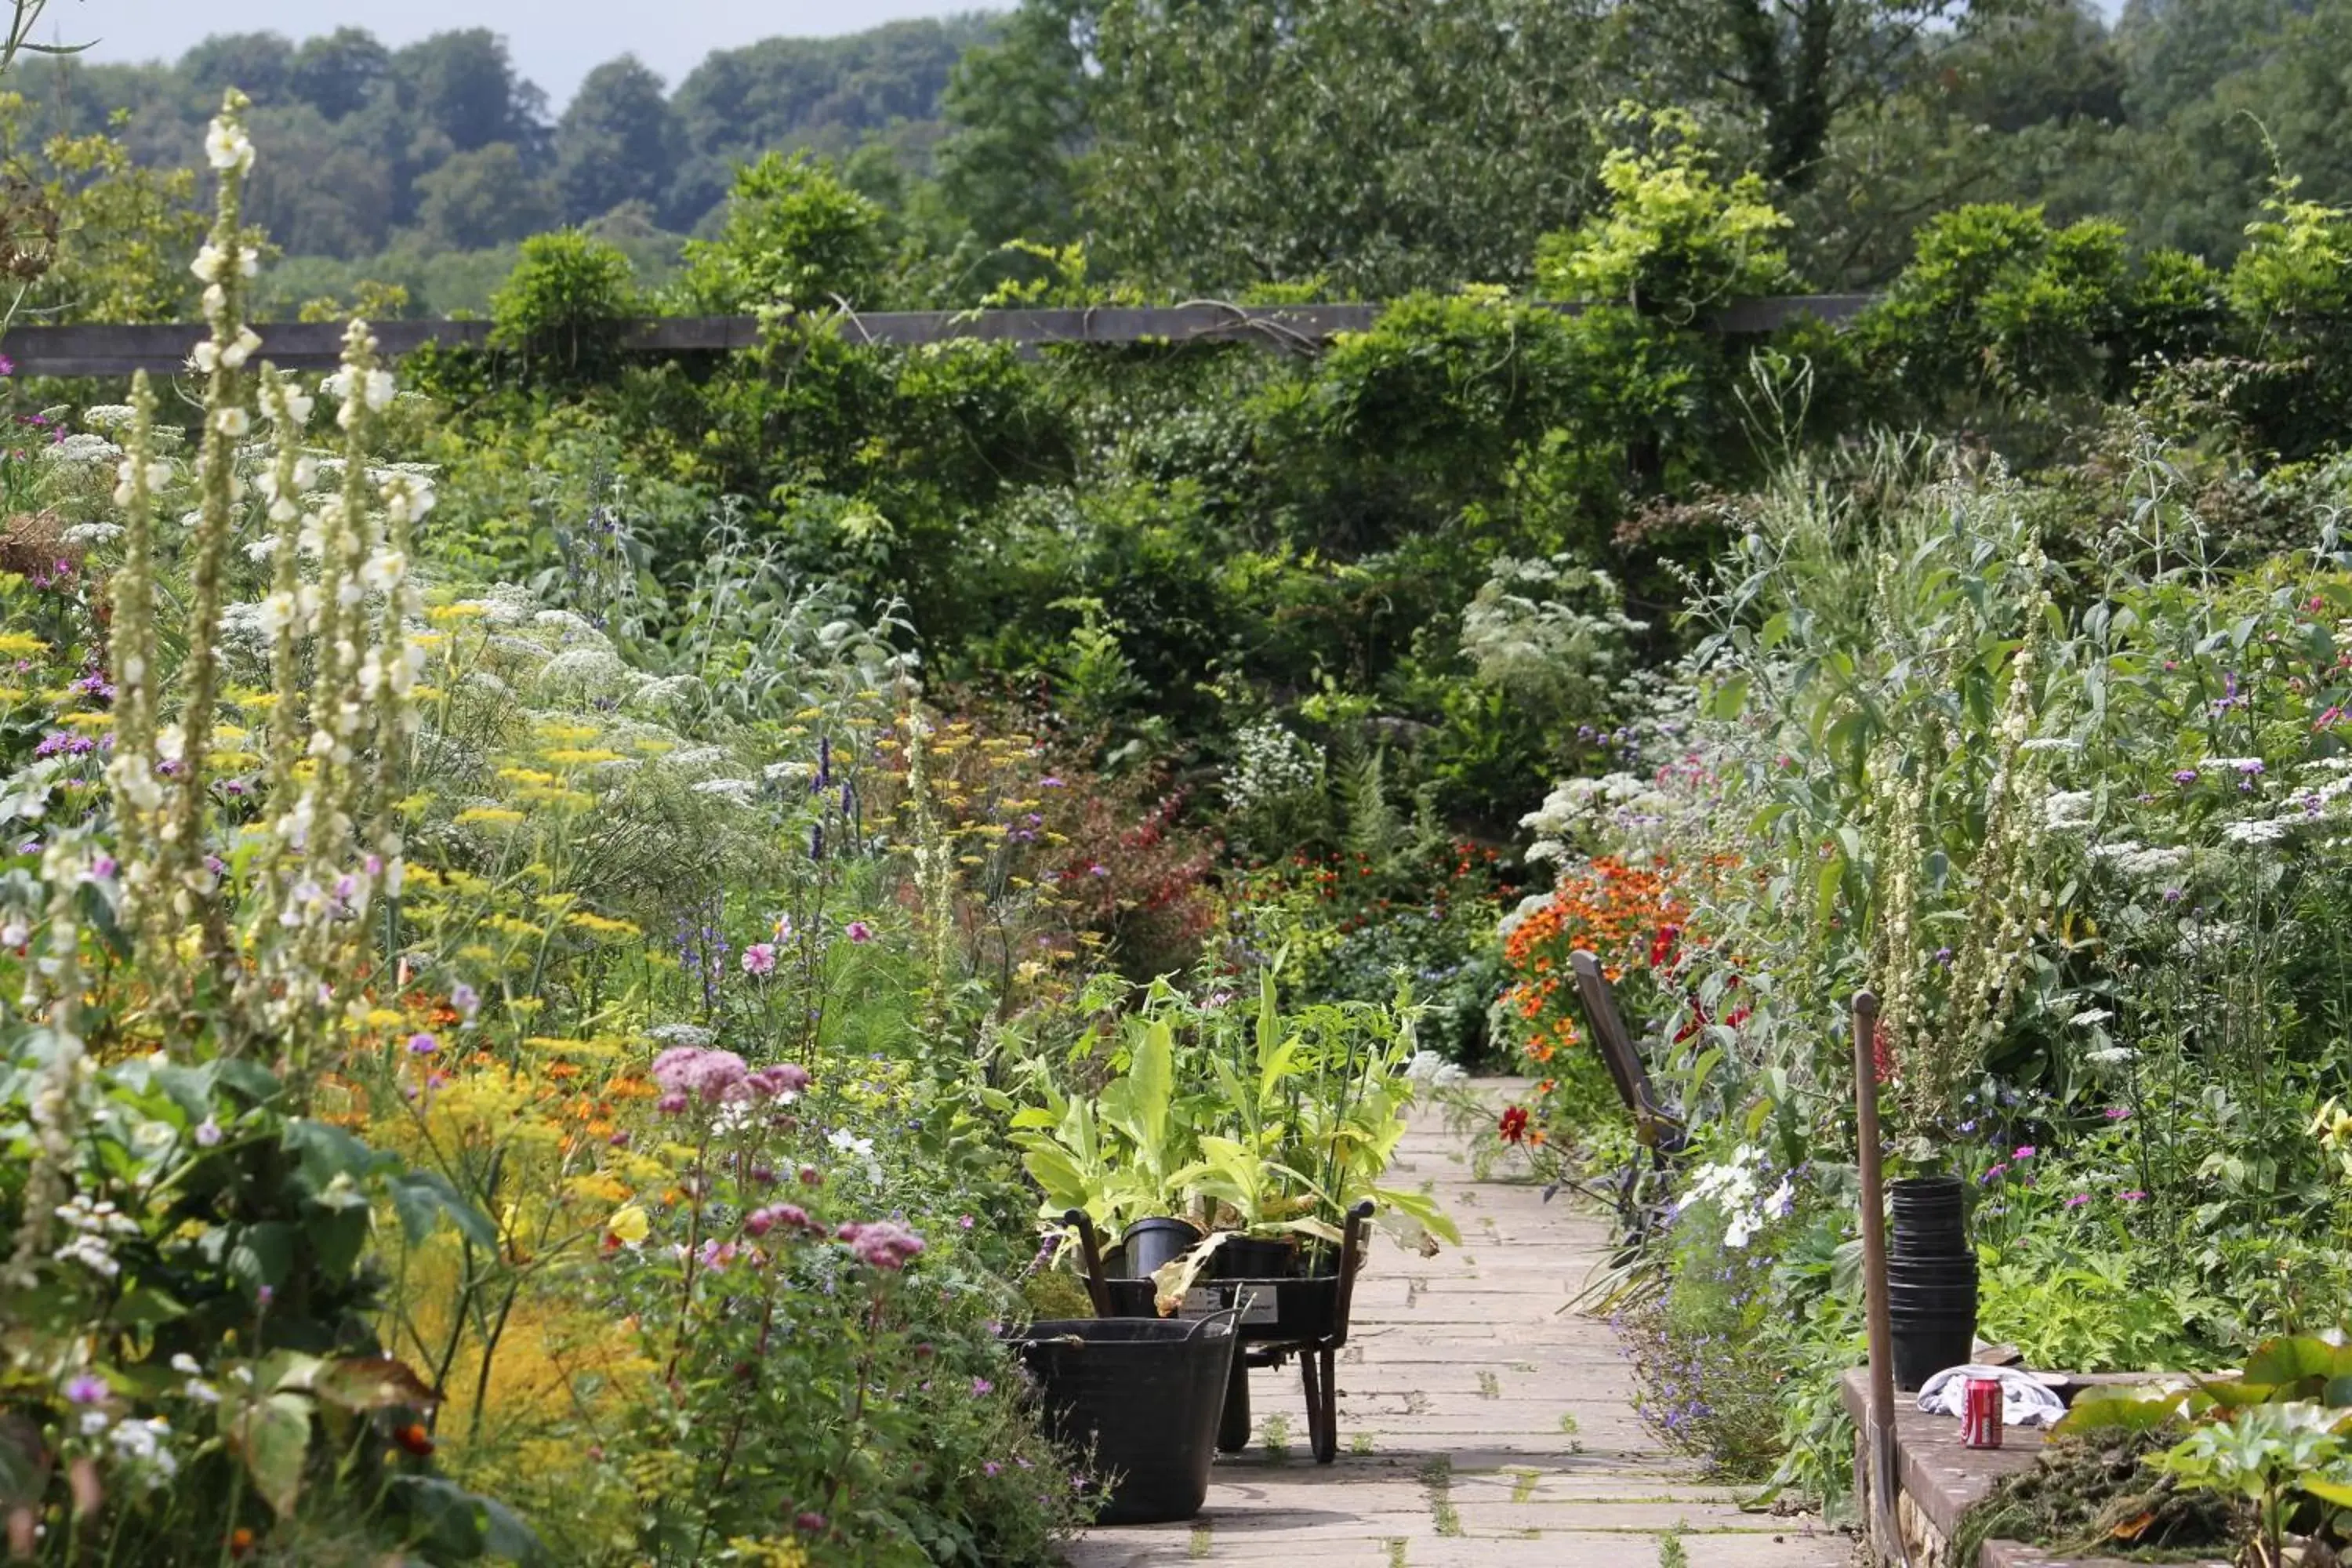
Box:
[1120, 1217, 1202, 1279]
[1013, 1316, 1239, 1525]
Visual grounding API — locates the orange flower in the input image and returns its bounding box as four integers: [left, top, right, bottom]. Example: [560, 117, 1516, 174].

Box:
[393, 1421, 435, 1457]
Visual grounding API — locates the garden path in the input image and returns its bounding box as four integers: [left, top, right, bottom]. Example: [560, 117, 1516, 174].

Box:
[1063, 1093, 1851, 1568]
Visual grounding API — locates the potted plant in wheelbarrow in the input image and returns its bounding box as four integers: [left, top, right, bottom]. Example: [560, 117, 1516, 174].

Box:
[1022, 974, 1459, 1464]
[1009, 1006, 1210, 1281]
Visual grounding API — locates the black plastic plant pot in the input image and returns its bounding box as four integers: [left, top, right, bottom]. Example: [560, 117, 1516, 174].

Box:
[1889, 1177, 1969, 1253]
[1210, 1235, 1297, 1280]
[1012, 1316, 1239, 1525]
[1890, 1175, 1965, 1212]
[1885, 1260, 1979, 1286]
[1887, 1313, 1976, 1392]
[1120, 1217, 1203, 1279]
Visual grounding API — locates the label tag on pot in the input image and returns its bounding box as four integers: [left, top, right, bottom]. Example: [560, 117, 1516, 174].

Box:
[1177, 1287, 1280, 1324]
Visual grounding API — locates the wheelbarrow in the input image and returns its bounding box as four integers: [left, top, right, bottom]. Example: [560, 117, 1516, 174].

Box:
[1059, 1199, 1375, 1465]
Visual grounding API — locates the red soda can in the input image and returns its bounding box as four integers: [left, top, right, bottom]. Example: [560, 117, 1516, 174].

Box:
[1962, 1376, 2004, 1449]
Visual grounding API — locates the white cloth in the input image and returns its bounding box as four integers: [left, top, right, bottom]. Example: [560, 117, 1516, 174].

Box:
[1914, 1364, 2067, 1429]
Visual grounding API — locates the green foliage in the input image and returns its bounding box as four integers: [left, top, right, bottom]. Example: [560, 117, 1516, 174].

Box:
[676, 152, 890, 315]
[486, 230, 638, 382]
[1536, 107, 1793, 322]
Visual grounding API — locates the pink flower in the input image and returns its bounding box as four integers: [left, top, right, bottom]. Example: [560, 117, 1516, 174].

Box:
[2063, 1193, 2090, 1209]
[742, 942, 778, 977]
[1980, 1163, 2007, 1184]
[971, 1377, 993, 1396]
[2119, 1189, 2147, 1203]
[837, 1219, 925, 1271]
[2013, 1145, 2036, 1160]
[748, 1063, 811, 1099]
[845, 920, 874, 945]
[651, 1045, 751, 1103]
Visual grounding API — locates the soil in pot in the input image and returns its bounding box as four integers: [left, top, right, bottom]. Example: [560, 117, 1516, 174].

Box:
[1120, 1217, 1203, 1279]
[1210, 1235, 1297, 1280]
[1012, 1316, 1238, 1524]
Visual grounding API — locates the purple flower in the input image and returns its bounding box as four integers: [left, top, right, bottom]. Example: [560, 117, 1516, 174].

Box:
[451, 982, 480, 1021]
[2237, 758, 2266, 776]
[656, 1091, 689, 1115]
[741, 942, 778, 977]
[983, 1461, 1001, 1477]
[2119, 1189, 2147, 1203]
[1040, 776, 1065, 789]
[971, 1377, 993, 1396]
[2104, 1105, 2131, 1120]
[1981, 1163, 2007, 1184]
[845, 920, 874, 945]
[64, 1373, 104, 1406]
[407, 1033, 438, 1055]
[2064, 1193, 2090, 1209]
[2173, 768, 2198, 785]
[1088, 864, 1109, 878]
[194, 1117, 222, 1147]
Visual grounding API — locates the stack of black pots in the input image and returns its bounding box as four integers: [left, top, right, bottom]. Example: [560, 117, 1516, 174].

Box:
[1886, 1175, 1976, 1392]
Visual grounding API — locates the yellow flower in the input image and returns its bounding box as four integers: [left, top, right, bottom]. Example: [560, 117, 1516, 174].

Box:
[0, 633, 46, 659]
[456, 807, 526, 827]
[604, 1204, 650, 1247]
[566, 912, 642, 938]
[365, 1008, 406, 1029]
[543, 748, 623, 766]
[535, 722, 599, 745]
[62, 711, 114, 730]
[497, 767, 557, 789]
[426, 602, 488, 623]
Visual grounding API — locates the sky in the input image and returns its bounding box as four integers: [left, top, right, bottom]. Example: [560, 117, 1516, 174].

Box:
[53, 0, 995, 110]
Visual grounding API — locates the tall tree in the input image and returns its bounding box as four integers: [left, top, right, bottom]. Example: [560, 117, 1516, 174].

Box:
[554, 56, 684, 224]
[412, 141, 559, 249]
[1080, 0, 1617, 296]
[933, 0, 1092, 245]
[390, 29, 546, 158]
[289, 27, 390, 122]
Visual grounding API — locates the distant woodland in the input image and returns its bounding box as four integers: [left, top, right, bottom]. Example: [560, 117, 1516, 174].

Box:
[16, 1, 2352, 316]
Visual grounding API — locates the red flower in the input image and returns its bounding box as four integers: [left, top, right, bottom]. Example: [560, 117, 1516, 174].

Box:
[393, 1421, 436, 1457]
[1497, 1106, 1530, 1144]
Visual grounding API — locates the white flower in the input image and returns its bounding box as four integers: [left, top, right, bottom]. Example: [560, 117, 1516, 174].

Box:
[213, 407, 250, 438]
[364, 368, 397, 411]
[2068, 1008, 2114, 1027]
[203, 119, 254, 172]
[2042, 790, 2096, 831]
[2222, 818, 2290, 846]
[828, 1128, 875, 1158]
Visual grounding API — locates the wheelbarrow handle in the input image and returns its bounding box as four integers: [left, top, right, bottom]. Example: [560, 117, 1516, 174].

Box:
[1062, 1208, 1115, 1318]
[1328, 1199, 1375, 1351]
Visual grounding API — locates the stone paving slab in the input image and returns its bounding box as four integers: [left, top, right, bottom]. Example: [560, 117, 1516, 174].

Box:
[1063, 1098, 1850, 1568]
